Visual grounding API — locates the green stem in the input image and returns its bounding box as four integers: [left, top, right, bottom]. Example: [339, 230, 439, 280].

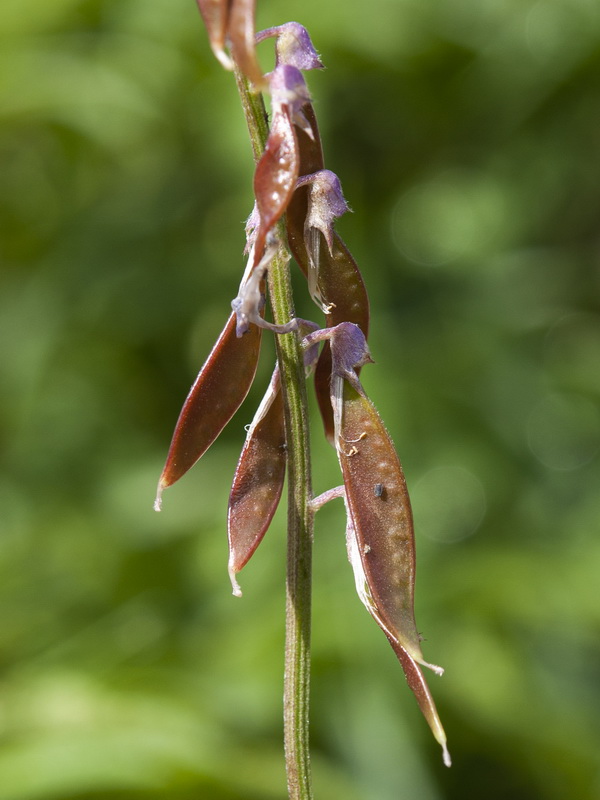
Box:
[234, 68, 314, 800]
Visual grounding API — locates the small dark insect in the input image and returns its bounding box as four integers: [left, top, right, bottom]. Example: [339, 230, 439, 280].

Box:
[374, 483, 384, 498]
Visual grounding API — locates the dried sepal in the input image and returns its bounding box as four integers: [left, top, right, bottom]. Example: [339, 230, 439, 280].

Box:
[196, 0, 233, 69]
[228, 0, 267, 90]
[155, 311, 262, 510]
[256, 22, 323, 71]
[228, 367, 286, 596]
[232, 239, 278, 336]
[232, 240, 313, 336]
[244, 202, 260, 254]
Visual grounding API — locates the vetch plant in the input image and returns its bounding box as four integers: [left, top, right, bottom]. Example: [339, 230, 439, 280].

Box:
[155, 3, 450, 796]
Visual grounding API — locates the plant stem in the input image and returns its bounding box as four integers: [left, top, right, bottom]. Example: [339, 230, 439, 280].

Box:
[234, 68, 314, 800]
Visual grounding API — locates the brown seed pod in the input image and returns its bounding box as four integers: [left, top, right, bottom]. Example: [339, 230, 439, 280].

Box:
[312, 236, 369, 444]
[338, 380, 441, 675]
[155, 310, 262, 509]
[196, 0, 233, 69]
[228, 0, 267, 90]
[310, 478, 449, 766]
[253, 107, 299, 266]
[227, 368, 286, 596]
[385, 633, 451, 766]
[343, 489, 449, 764]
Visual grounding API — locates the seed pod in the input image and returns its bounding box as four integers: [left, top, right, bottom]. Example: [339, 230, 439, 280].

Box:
[303, 322, 441, 673]
[253, 107, 299, 266]
[310, 480, 449, 766]
[338, 379, 441, 674]
[227, 368, 286, 596]
[344, 496, 449, 764]
[385, 634, 451, 767]
[312, 236, 369, 444]
[228, 0, 267, 90]
[155, 310, 262, 509]
[196, 0, 233, 70]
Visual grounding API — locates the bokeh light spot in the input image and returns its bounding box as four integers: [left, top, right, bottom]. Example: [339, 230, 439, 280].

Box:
[527, 393, 600, 471]
[391, 171, 506, 268]
[412, 465, 486, 543]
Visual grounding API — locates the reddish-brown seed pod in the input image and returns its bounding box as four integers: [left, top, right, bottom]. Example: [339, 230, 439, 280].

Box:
[285, 101, 324, 182]
[385, 634, 451, 766]
[196, 0, 233, 69]
[155, 310, 262, 509]
[227, 368, 286, 596]
[311, 477, 449, 765]
[228, 0, 267, 90]
[253, 108, 299, 265]
[343, 495, 449, 765]
[338, 380, 438, 673]
[285, 103, 324, 281]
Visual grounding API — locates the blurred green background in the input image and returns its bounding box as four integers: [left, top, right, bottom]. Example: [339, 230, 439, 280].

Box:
[2, 0, 600, 798]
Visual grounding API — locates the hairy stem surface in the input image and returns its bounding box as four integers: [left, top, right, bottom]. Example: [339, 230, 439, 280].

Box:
[234, 68, 314, 800]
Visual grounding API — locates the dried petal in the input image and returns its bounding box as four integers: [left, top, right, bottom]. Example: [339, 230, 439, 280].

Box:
[228, 0, 267, 89]
[244, 202, 260, 254]
[269, 65, 313, 136]
[155, 311, 262, 509]
[232, 240, 278, 336]
[256, 22, 323, 71]
[196, 0, 233, 69]
[296, 170, 350, 253]
[303, 322, 373, 446]
[293, 170, 351, 311]
[227, 367, 286, 596]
